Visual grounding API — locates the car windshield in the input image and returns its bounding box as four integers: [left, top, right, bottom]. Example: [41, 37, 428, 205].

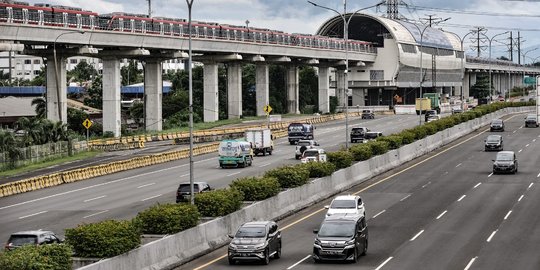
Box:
[289, 125, 304, 132]
[526, 116, 536, 120]
[303, 150, 319, 157]
[178, 184, 199, 193]
[330, 199, 356, 209]
[318, 221, 355, 238]
[486, 136, 500, 143]
[496, 153, 513, 161]
[235, 226, 266, 238]
[362, 110, 371, 113]
[298, 141, 311, 146]
[351, 128, 365, 134]
[8, 235, 37, 246]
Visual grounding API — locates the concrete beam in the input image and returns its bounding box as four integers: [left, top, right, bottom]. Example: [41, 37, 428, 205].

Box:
[46, 57, 67, 123]
[102, 58, 122, 137]
[267, 56, 291, 63]
[286, 66, 299, 114]
[145, 60, 163, 131]
[228, 63, 242, 119]
[256, 64, 269, 116]
[336, 69, 346, 108]
[194, 54, 242, 62]
[204, 62, 219, 122]
[318, 66, 330, 114]
[0, 42, 24, 52]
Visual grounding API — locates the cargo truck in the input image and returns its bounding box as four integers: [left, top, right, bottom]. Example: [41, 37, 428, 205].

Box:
[415, 98, 431, 115]
[423, 93, 441, 114]
[218, 140, 253, 168]
[287, 123, 314, 145]
[245, 128, 273, 156]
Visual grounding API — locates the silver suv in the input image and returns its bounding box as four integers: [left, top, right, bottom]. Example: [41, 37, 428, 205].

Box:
[228, 221, 282, 265]
[295, 139, 319, 159]
[5, 230, 62, 251]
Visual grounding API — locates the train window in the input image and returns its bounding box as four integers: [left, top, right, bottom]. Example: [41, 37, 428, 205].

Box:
[134, 20, 143, 32]
[75, 14, 81, 28]
[62, 13, 68, 27]
[159, 22, 164, 35]
[27, 9, 40, 24]
[22, 8, 28, 24]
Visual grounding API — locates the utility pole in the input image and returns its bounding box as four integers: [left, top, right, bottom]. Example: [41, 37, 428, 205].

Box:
[147, 0, 152, 17]
[420, 15, 449, 94]
[386, 0, 399, 19]
[509, 32, 513, 61]
[517, 31, 521, 65]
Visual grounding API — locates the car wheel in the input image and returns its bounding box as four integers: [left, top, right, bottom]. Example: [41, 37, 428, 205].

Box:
[274, 242, 281, 259]
[239, 161, 246, 168]
[362, 238, 368, 256]
[262, 248, 270, 265]
[313, 257, 321, 263]
[228, 258, 236, 265]
[352, 246, 358, 263]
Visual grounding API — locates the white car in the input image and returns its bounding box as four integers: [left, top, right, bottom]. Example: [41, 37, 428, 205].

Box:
[300, 148, 327, 163]
[426, 115, 441, 122]
[295, 139, 319, 159]
[325, 195, 365, 217]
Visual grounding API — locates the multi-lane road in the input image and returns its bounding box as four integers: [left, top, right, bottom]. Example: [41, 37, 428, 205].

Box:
[178, 113, 540, 270]
[0, 114, 422, 243]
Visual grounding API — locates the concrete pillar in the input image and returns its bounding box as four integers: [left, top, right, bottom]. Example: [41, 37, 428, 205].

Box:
[102, 58, 121, 137]
[46, 57, 67, 123]
[463, 72, 470, 98]
[318, 66, 330, 114]
[352, 89, 365, 107]
[145, 60, 163, 131]
[227, 63, 242, 119]
[203, 62, 219, 122]
[256, 64, 269, 116]
[286, 65, 299, 114]
[336, 69, 346, 109]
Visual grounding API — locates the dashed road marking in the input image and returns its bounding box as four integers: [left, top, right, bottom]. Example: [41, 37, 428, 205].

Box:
[373, 210, 386, 218]
[400, 194, 411, 201]
[474, 182, 482, 189]
[518, 195, 524, 202]
[504, 210, 512, 220]
[464, 257, 478, 270]
[83, 195, 106, 203]
[456, 163, 462, 168]
[19, 211, 48, 219]
[137, 183, 156, 189]
[286, 255, 311, 269]
[458, 195, 466, 202]
[410, 230, 424, 241]
[436, 210, 448, 220]
[528, 183, 534, 189]
[487, 230, 498, 242]
[375, 257, 393, 270]
[488, 172, 493, 177]
[141, 194, 162, 202]
[226, 171, 242, 177]
[83, 210, 109, 219]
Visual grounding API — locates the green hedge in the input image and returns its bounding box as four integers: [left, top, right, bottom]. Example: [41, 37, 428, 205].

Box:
[368, 140, 390, 155]
[65, 220, 140, 258]
[377, 135, 403, 150]
[299, 162, 336, 178]
[134, 203, 200, 234]
[264, 165, 310, 188]
[350, 143, 373, 161]
[0, 244, 72, 270]
[327, 151, 353, 169]
[194, 188, 243, 217]
[400, 130, 416, 145]
[230, 176, 281, 201]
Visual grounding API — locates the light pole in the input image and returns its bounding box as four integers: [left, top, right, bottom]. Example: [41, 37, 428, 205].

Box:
[245, 20, 250, 40]
[186, 0, 195, 205]
[308, 1, 380, 149]
[444, 30, 475, 110]
[53, 30, 84, 122]
[408, 23, 432, 125]
[521, 48, 538, 99]
[479, 31, 509, 102]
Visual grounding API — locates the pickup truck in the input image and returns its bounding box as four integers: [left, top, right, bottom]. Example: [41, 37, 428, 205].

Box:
[350, 127, 369, 143]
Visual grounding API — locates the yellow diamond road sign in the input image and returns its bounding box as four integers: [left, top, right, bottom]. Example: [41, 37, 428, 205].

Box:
[264, 105, 272, 114]
[83, 119, 93, 129]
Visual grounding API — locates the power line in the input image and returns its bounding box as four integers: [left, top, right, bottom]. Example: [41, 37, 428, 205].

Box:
[406, 4, 540, 18]
[439, 23, 540, 32]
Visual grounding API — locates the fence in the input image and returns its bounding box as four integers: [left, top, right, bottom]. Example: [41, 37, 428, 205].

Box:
[0, 140, 87, 169]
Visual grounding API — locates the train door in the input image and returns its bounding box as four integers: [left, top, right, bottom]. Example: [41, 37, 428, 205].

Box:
[22, 8, 28, 24]
[141, 20, 146, 33]
[118, 18, 124, 31]
[62, 12, 68, 27]
[130, 19, 135, 33]
[159, 22, 164, 35]
[76, 14, 82, 29]
[38, 10, 44, 26]
[89, 15, 95, 30]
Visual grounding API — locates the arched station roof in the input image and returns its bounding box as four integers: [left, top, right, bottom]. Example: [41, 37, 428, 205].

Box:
[316, 13, 461, 51]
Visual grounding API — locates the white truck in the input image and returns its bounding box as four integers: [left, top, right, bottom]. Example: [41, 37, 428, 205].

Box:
[218, 140, 253, 168]
[245, 128, 273, 156]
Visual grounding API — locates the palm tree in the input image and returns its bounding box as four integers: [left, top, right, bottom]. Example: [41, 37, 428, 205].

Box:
[31, 97, 46, 119]
[0, 130, 22, 169]
[15, 117, 44, 146]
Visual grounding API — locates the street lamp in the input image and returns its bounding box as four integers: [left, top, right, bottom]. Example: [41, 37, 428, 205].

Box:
[444, 30, 476, 110]
[409, 23, 435, 125]
[479, 31, 509, 102]
[521, 48, 538, 98]
[308, 0, 381, 149]
[186, 0, 195, 205]
[53, 30, 84, 122]
[245, 20, 250, 40]
[522, 48, 538, 66]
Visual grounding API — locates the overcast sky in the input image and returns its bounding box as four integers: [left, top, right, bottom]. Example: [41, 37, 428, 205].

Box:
[25, 0, 540, 62]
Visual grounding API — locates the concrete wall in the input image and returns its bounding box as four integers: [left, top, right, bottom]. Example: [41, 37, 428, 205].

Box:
[78, 107, 532, 270]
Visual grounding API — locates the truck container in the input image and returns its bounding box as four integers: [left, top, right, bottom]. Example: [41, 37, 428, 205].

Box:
[415, 98, 431, 115]
[218, 140, 253, 168]
[422, 93, 441, 113]
[245, 128, 273, 156]
[287, 123, 314, 145]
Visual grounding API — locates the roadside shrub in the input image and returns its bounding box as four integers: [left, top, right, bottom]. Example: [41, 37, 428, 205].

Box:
[399, 130, 416, 144]
[65, 220, 140, 258]
[350, 143, 373, 161]
[230, 176, 281, 201]
[264, 165, 310, 188]
[0, 244, 72, 270]
[368, 140, 390, 155]
[409, 126, 427, 140]
[134, 203, 199, 234]
[424, 123, 438, 135]
[430, 119, 446, 131]
[195, 188, 243, 217]
[299, 161, 336, 178]
[327, 151, 353, 169]
[377, 135, 403, 150]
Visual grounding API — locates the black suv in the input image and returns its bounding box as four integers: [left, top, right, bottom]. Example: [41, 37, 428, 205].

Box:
[350, 127, 369, 143]
[5, 230, 62, 251]
[424, 110, 437, 122]
[485, 135, 503, 151]
[490, 119, 505, 131]
[176, 182, 212, 203]
[361, 109, 375, 119]
[228, 221, 282, 265]
[525, 114, 539, 128]
[493, 151, 518, 174]
[364, 131, 382, 141]
[312, 214, 368, 263]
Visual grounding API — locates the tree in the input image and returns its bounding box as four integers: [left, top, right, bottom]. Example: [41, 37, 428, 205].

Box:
[0, 130, 21, 169]
[84, 75, 103, 109]
[268, 65, 287, 114]
[68, 60, 98, 83]
[30, 66, 46, 86]
[15, 117, 44, 146]
[497, 56, 510, 61]
[470, 74, 492, 99]
[31, 97, 46, 119]
[299, 66, 318, 113]
[121, 60, 143, 86]
[129, 102, 144, 125]
[242, 64, 256, 116]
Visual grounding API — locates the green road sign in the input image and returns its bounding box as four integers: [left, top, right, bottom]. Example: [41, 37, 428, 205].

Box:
[524, 77, 536, 85]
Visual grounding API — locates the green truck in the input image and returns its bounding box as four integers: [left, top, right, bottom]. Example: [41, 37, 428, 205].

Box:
[422, 93, 441, 114]
[218, 140, 253, 168]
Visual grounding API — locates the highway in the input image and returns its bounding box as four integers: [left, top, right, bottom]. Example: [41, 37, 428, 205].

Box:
[178, 113, 540, 270]
[0, 114, 421, 243]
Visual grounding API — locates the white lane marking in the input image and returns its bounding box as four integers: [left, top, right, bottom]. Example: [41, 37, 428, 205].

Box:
[436, 210, 448, 220]
[518, 195, 524, 202]
[410, 230, 424, 241]
[526, 144, 530, 147]
[422, 182, 431, 188]
[180, 173, 189, 177]
[141, 194, 162, 202]
[533, 139, 537, 142]
[458, 195, 466, 202]
[226, 171, 242, 177]
[83, 195, 106, 203]
[137, 183, 156, 189]
[0, 163, 189, 211]
[375, 257, 394, 270]
[473, 182, 482, 189]
[504, 210, 512, 220]
[487, 230, 498, 242]
[372, 210, 386, 218]
[528, 183, 534, 189]
[273, 150, 282, 153]
[194, 157, 218, 164]
[259, 162, 272, 167]
[537, 172, 540, 178]
[83, 210, 109, 219]
[286, 254, 311, 269]
[488, 172, 493, 177]
[18, 211, 48, 219]
[456, 163, 462, 168]
[400, 194, 411, 201]
[464, 257, 478, 270]
[444, 171, 449, 175]
[513, 130, 517, 133]
[519, 126, 523, 129]
[518, 149, 523, 153]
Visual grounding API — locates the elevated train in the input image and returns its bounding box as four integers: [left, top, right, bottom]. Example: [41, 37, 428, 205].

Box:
[0, 0, 374, 53]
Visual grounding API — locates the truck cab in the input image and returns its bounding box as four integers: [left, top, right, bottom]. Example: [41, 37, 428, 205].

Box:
[288, 123, 314, 145]
[218, 140, 253, 168]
